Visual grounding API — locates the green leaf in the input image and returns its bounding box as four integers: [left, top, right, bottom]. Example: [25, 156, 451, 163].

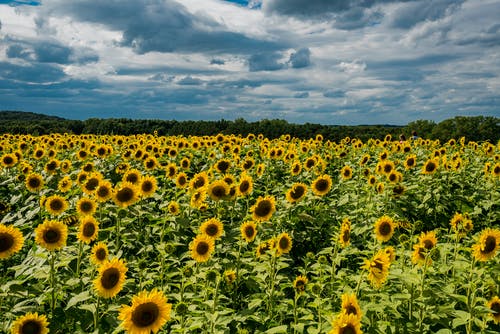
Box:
[265, 325, 288, 333]
[66, 291, 92, 310]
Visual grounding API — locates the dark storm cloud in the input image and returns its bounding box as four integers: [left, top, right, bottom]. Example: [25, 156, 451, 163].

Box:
[47, 0, 287, 55]
[289, 48, 311, 68]
[248, 52, 285, 72]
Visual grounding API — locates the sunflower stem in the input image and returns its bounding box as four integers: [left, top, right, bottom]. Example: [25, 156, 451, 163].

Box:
[267, 253, 277, 318]
[292, 292, 299, 334]
[93, 296, 100, 331]
[49, 251, 56, 318]
[76, 241, 84, 278]
[465, 258, 477, 334]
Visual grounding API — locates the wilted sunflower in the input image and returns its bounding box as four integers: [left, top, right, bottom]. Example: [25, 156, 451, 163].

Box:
[339, 218, 351, 248]
[76, 197, 97, 216]
[207, 180, 229, 201]
[113, 182, 139, 208]
[374, 215, 396, 242]
[90, 242, 109, 265]
[486, 296, 500, 324]
[422, 158, 439, 175]
[190, 234, 215, 263]
[35, 220, 68, 251]
[118, 289, 172, 334]
[276, 232, 292, 256]
[472, 228, 500, 262]
[175, 172, 189, 189]
[0, 223, 24, 259]
[10, 312, 49, 334]
[94, 258, 128, 298]
[140, 175, 158, 198]
[25, 173, 44, 192]
[224, 269, 237, 285]
[293, 275, 308, 294]
[361, 249, 391, 288]
[45, 195, 68, 216]
[285, 183, 308, 204]
[311, 174, 332, 196]
[77, 216, 99, 244]
[341, 293, 362, 320]
[250, 195, 276, 222]
[200, 218, 224, 240]
[340, 165, 353, 180]
[237, 174, 253, 197]
[329, 313, 362, 334]
[95, 180, 113, 202]
[240, 221, 257, 243]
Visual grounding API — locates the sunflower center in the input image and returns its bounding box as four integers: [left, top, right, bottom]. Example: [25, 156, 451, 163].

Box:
[482, 236, 497, 254]
[379, 222, 392, 236]
[384, 164, 393, 173]
[46, 161, 57, 171]
[244, 226, 255, 238]
[142, 181, 153, 193]
[342, 230, 350, 243]
[205, 224, 219, 237]
[423, 239, 434, 250]
[96, 248, 107, 261]
[339, 324, 356, 334]
[343, 169, 351, 177]
[131, 302, 159, 327]
[255, 200, 272, 217]
[279, 237, 289, 250]
[0, 232, 14, 252]
[239, 181, 250, 193]
[116, 187, 134, 202]
[315, 179, 328, 192]
[291, 186, 305, 199]
[43, 229, 60, 244]
[345, 304, 358, 315]
[101, 268, 120, 289]
[211, 185, 226, 198]
[491, 301, 500, 314]
[177, 176, 186, 185]
[49, 199, 63, 211]
[97, 186, 110, 198]
[193, 177, 205, 188]
[20, 320, 41, 334]
[426, 162, 436, 172]
[83, 223, 96, 238]
[85, 178, 99, 191]
[80, 201, 93, 213]
[196, 241, 209, 256]
[407, 158, 415, 166]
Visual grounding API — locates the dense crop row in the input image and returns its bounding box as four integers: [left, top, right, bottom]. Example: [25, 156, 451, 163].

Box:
[0, 133, 499, 333]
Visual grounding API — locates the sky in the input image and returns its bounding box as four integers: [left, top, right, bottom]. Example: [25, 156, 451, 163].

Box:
[0, 0, 499, 125]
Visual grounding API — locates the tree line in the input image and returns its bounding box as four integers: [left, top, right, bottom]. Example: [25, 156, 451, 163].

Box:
[0, 111, 498, 142]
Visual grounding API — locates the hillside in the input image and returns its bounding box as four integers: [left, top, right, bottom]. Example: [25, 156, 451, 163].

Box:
[0, 110, 66, 121]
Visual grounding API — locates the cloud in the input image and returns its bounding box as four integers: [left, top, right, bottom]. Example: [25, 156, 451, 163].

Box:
[389, 0, 464, 29]
[0, 61, 66, 83]
[177, 76, 203, 85]
[248, 52, 285, 71]
[210, 58, 225, 65]
[323, 90, 345, 98]
[294, 92, 309, 98]
[289, 48, 311, 68]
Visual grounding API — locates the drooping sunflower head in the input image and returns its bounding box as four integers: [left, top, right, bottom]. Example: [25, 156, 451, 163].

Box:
[0, 223, 24, 259]
[311, 174, 332, 196]
[190, 234, 215, 263]
[250, 195, 276, 222]
[487, 296, 500, 324]
[472, 228, 500, 262]
[240, 221, 258, 243]
[77, 216, 99, 244]
[200, 218, 224, 240]
[76, 197, 97, 217]
[90, 242, 109, 265]
[286, 183, 308, 204]
[293, 275, 308, 294]
[94, 258, 128, 298]
[45, 195, 68, 216]
[25, 173, 44, 192]
[276, 232, 292, 256]
[113, 182, 139, 208]
[374, 215, 396, 242]
[139, 175, 158, 198]
[10, 312, 49, 334]
[207, 180, 229, 201]
[118, 289, 172, 334]
[35, 220, 68, 251]
[341, 293, 362, 320]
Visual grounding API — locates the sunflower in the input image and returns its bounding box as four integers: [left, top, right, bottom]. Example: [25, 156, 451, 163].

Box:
[113, 182, 139, 208]
[0, 201, 11, 215]
[76, 171, 89, 186]
[237, 173, 253, 197]
[384, 246, 396, 262]
[94, 258, 128, 298]
[359, 154, 370, 166]
[25, 173, 44, 192]
[190, 188, 207, 209]
[95, 180, 113, 202]
[290, 160, 302, 176]
[207, 180, 229, 201]
[361, 249, 391, 288]
[1, 153, 18, 168]
[214, 158, 231, 174]
[487, 296, 500, 324]
[293, 275, 308, 294]
[43, 159, 59, 174]
[143, 156, 158, 171]
[419, 231, 438, 250]
[241, 157, 255, 171]
[339, 218, 351, 248]
[256, 163, 265, 177]
[180, 157, 191, 170]
[57, 176, 72, 193]
[45, 195, 68, 216]
[422, 158, 439, 175]
[276, 232, 292, 256]
[118, 289, 172, 334]
[492, 163, 500, 178]
[190, 234, 215, 263]
[284, 183, 307, 204]
[167, 201, 180, 216]
[10, 312, 49, 334]
[374, 215, 396, 242]
[76, 197, 97, 217]
[139, 175, 158, 198]
[200, 218, 224, 240]
[256, 239, 274, 258]
[450, 212, 473, 235]
[240, 221, 257, 243]
[380, 160, 395, 175]
[341, 293, 362, 320]
[123, 169, 142, 185]
[224, 269, 237, 285]
[340, 165, 353, 180]
[250, 195, 276, 222]
[90, 242, 109, 265]
[189, 171, 209, 191]
[82, 173, 102, 195]
[402, 155, 417, 170]
[472, 228, 500, 262]
[77, 216, 99, 244]
[165, 163, 178, 179]
[0, 223, 24, 259]
[329, 313, 362, 334]
[33, 147, 45, 160]
[35, 220, 68, 251]
[376, 182, 384, 194]
[311, 174, 332, 196]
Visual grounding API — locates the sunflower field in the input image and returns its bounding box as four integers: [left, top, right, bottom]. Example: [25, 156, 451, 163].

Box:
[0, 132, 499, 334]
